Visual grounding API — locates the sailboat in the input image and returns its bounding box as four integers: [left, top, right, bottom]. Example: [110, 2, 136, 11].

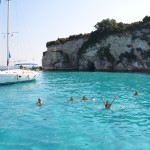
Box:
[0, 0, 40, 84]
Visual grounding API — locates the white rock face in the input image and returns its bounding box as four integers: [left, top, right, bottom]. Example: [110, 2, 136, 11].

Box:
[42, 38, 87, 70]
[42, 28, 150, 71]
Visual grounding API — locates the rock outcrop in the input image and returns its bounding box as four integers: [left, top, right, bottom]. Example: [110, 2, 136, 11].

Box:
[42, 28, 150, 71]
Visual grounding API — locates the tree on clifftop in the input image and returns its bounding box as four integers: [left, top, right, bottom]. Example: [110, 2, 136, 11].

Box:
[94, 18, 117, 31]
[143, 16, 150, 23]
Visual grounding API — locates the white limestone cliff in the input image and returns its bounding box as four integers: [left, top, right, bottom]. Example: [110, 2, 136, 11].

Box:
[42, 28, 150, 71]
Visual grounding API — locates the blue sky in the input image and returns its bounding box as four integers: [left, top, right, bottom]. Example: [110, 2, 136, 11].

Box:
[0, 0, 150, 65]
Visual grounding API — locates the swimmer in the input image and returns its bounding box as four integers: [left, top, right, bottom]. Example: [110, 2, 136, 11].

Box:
[133, 90, 139, 96]
[70, 96, 74, 102]
[82, 95, 88, 100]
[101, 96, 116, 109]
[36, 98, 43, 106]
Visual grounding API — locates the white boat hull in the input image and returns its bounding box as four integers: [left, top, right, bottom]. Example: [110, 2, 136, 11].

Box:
[0, 69, 40, 84]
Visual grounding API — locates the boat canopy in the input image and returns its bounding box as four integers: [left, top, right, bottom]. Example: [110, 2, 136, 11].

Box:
[14, 63, 39, 69]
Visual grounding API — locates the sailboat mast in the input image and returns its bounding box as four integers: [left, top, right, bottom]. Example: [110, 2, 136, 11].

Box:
[7, 0, 10, 67]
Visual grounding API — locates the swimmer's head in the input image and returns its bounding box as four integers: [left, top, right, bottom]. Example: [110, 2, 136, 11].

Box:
[38, 98, 42, 102]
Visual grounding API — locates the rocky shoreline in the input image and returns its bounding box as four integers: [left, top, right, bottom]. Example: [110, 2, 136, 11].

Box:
[42, 68, 150, 73]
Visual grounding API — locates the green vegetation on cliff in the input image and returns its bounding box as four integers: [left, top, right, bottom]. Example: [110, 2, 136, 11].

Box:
[78, 16, 150, 56]
[97, 46, 115, 63]
[46, 34, 89, 47]
[119, 50, 137, 62]
[94, 16, 150, 32]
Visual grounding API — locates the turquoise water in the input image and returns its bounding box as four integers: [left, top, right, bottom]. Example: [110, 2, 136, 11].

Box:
[0, 72, 150, 150]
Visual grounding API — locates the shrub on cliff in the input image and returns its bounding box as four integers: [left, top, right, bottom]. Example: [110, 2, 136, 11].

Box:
[94, 16, 150, 32]
[119, 50, 137, 62]
[46, 34, 89, 47]
[97, 46, 115, 63]
[94, 18, 117, 31]
[78, 16, 150, 57]
[143, 16, 150, 24]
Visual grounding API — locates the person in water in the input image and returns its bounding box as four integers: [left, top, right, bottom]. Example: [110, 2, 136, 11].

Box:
[133, 90, 139, 96]
[82, 95, 88, 100]
[70, 96, 74, 102]
[101, 96, 116, 109]
[36, 98, 43, 106]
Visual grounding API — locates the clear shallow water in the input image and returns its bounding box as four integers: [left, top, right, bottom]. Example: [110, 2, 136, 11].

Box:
[0, 72, 150, 150]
